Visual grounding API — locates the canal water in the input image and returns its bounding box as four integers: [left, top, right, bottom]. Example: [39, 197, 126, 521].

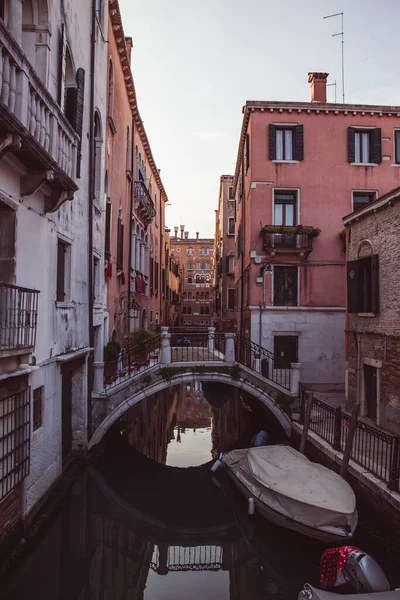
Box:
[2, 383, 400, 599]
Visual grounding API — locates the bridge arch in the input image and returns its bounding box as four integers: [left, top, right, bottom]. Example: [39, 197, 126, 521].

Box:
[89, 370, 291, 450]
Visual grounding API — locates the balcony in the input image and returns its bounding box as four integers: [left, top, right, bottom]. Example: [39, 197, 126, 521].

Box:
[134, 180, 156, 224]
[0, 283, 39, 353]
[0, 23, 78, 211]
[262, 225, 320, 256]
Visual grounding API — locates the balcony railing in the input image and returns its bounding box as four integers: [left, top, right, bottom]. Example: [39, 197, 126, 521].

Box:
[0, 283, 39, 351]
[134, 180, 156, 224]
[262, 226, 320, 254]
[0, 23, 78, 184]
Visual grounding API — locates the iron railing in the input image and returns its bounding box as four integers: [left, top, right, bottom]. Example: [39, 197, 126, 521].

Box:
[234, 334, 292, 391]
[170, 333, 222, 363]
[134, 180, 156, 223]
[104, 335, 160, 389]
[0, 283, 39, 351]
[263, 232, 312, 252]
[0, 387, 30, 500]
[301, 393, 400, 491]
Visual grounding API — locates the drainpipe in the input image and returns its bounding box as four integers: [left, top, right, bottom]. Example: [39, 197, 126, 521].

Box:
[258, 304, 262, 348]
[128, 117, 135, 332]
[87, 1, 96, 442]
[240, 163, 245, 338]
[159, 189, 163, 325]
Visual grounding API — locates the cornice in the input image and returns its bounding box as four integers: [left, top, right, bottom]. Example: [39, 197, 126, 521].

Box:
[109, 0, 168, 203]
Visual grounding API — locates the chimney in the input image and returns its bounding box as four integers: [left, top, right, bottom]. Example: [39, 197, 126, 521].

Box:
[125, 37, 133, 65]
[308, 72, 329, 103]
[196, 232, 199, 240]
[184, 231, 189, 239]
[174, 226, 179, 239]
[180, 225, 184, 239]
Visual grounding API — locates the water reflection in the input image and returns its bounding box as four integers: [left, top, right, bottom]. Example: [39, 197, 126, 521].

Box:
[3, 384, 400, 599]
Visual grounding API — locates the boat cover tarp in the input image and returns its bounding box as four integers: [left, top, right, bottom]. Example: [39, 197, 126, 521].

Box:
[223, 445, 356, 530]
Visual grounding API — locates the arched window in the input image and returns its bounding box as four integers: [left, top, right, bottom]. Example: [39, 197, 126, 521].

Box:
[187, 306, 192, 315]
[205, 292, 209, 300]
[201, 292, 205, 300]
[108, 59, 115, 121]
[188, 292, 192, 300]
[201, 275, 205, 283]
[196, 275, 200, 284]
[183, 307, 187, 314]
[205, 307, 210, 315]
[196, 292, 199, 301]
[200, 307, 204, 315]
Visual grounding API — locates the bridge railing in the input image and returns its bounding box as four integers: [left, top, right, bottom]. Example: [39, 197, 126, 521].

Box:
[234, 334, 292, 392]
[104, 334, 160, 389]
[170, 331, 225, 363]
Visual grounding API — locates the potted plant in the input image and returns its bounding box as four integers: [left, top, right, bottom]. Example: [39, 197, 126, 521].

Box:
[103, 340, 121, 383]
[123, 329, 157, 368]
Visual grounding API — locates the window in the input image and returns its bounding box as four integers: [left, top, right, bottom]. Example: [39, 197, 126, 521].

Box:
[150, 310, 153, 324]
[108, 59, 115, 130]
[228, 186, 234, 200]
[348, 127, 382, 164]
[273, 266, 298, 306]
[188, 248, 193, 255]
[228, 217, 235, 235]
[352, 191, 377, 212]
[395, 130, 400, 164]
[269, 125, 303, 161]
[117, 216, 124, 272]
[187, 306, 192, 315]
[0, 388, 30, 501]
[274, 336, 298, 369]
[347, 255, 379, 314]
[105, 201, 111, 254]
[176, 248, 181, 252]
[188, 261, 193, 271]
[274, 190, 297, 226]
[93, 256, 100, 302]
[364, 365, 378, 421]
[126, 126, 131, 173]
[93, 111, 103, 202]
[33, 386, 43, 431]
[57, 239, 71, 302]
[227, 288, 235, 310]
[188, 276, 192, 283]
[226, 255, 235, 274]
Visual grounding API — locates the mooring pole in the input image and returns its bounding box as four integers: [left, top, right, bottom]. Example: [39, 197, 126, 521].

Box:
[300, 392, 314, 455]
[340, 403, 359, 478]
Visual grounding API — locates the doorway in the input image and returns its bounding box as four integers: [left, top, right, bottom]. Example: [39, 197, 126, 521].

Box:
[273, 335, 298, 369]
[364, 364, 378, 422]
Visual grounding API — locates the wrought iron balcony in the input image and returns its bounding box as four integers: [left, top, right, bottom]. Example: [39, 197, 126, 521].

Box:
[134, 180, 156, 224]
[262, 226, 320, 255]
[0, 23, 78, 211]
[0, 283, 39, 352]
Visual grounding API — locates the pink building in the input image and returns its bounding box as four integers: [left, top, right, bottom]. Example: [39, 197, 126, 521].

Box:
[233, 72, 400, 386]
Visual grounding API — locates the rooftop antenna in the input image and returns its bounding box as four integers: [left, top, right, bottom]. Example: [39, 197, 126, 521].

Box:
[323, 12, 345, 103]
[327, 80, 337, 103]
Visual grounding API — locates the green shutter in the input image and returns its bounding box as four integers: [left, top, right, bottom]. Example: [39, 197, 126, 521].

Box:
[347, 260, 360, 313]
[347, 127, 355, 163]
[371, 254, 380, 313]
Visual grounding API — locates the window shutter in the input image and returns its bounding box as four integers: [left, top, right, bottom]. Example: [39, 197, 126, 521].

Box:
[245, 133, 250, 173]
[225, 255, 230, 273]
[74, 68, 85, 178]
[294, 125, 304, 161]
[371, 128, 382, 164]
[59, 24, 67, 109]
[268, 124, 276, 160]
[370, 254, 380, 313]
[347, 127, 356, 163]
[347, 260, 360, 313]
[57, 242, 65, 301]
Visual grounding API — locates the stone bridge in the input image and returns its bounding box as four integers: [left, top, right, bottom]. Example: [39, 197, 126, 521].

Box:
[90, 328, 300, 449]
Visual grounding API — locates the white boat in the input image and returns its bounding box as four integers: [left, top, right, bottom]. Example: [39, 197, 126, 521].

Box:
[221, 444, 358, 543]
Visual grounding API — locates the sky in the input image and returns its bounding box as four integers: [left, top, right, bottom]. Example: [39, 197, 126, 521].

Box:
[119, 0, 400, 238]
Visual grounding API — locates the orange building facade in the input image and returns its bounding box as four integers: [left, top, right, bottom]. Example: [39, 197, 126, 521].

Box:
[170, 227, 214, 328]
[105, 4, 168, 344]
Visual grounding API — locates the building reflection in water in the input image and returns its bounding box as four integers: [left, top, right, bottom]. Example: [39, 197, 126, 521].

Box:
[2, 383, 287, 600]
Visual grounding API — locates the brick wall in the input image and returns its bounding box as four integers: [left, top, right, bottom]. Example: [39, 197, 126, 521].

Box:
[347, 198, 400, 434]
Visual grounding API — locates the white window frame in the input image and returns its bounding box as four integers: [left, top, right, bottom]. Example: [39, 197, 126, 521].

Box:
[361, 357, 382, 425]
[227, 217, 235, 236]
[351, 190, 378, 213]
[272, 188, 300, 226]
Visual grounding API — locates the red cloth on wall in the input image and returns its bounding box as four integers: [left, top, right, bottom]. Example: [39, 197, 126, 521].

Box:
[319, 546, 359, 588]
[135, 277, 145, 294]
[105, 261, 112, 280]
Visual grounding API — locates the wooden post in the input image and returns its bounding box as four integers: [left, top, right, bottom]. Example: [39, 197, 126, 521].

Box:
[340, 403, 359, 478]
[299, 392, 314, 455]
[299, 386, 305, 425]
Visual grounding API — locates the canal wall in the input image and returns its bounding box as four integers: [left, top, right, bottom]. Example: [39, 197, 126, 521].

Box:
[291, 425, 400, 536]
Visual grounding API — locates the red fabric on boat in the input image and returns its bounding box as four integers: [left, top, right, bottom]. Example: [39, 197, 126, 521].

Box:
[319, 546, 359, 588]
